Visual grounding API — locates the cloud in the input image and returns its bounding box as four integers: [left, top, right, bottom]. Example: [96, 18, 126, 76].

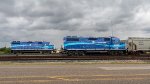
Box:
[0, 0, 150, 48]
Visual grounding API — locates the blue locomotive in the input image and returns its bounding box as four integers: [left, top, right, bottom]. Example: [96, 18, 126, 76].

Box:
[11, 41, 54, 54]
[63, 36, 127, 56]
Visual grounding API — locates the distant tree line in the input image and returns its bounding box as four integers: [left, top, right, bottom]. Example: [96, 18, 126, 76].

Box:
[0, 47, 11, 54]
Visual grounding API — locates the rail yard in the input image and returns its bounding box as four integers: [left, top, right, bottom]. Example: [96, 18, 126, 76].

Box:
[1, 0, 150, 84]
[0, 37, 149, 84]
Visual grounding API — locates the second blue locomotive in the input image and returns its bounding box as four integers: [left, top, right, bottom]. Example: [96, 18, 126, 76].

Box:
[11, 41, 54, 54]
[63, 36, 127, 56]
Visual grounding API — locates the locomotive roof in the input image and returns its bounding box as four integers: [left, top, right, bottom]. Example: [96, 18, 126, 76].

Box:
[65, 36, 118, 38]
[12, 41, 49, 42]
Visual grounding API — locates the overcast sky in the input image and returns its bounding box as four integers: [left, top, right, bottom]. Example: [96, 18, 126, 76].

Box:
[0, 0, 150, 48]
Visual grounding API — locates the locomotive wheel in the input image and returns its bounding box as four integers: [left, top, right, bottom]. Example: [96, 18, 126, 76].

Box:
[109, 51, 119, 56]
[109, 51, 115, 56]
[67, 51, 74, 56]
[74, 51, 79, 56]
[78, 51, 85, 56]
[118, 51, 124, 56]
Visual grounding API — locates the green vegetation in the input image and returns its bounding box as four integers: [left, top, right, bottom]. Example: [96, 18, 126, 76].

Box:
[0, 47, 11, 54]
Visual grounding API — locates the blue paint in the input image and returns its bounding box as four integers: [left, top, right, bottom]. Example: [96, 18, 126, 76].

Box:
[11, 41, 54, 50]
[63, 36, 126, 50]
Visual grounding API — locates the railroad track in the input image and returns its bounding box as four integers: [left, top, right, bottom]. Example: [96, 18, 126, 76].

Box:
[0, 55, 150, 61]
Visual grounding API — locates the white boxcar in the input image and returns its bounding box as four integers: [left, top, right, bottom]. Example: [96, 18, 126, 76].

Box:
[128, 37, 150, 53]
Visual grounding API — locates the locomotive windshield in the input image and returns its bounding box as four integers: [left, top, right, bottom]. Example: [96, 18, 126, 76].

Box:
[104, 38, 110, 41]
[66, 38, 79, 41]
[27, 42, 33, 43]
[38, 42, 43, 44]
[88, 38, 98, 40]
[11, 41, 20, 44]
